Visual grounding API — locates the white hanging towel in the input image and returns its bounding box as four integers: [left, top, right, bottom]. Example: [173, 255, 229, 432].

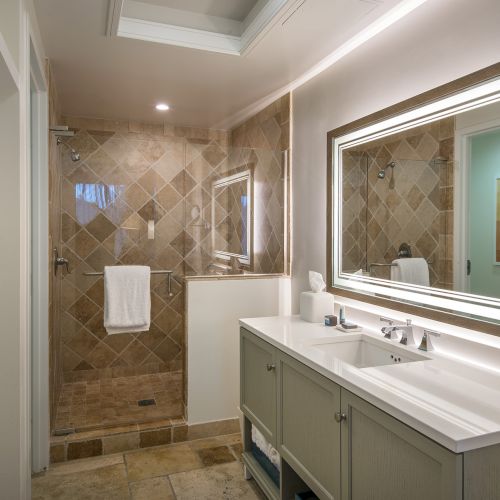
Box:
[390, 258, 430, 287]
[104, 265, 151, 335]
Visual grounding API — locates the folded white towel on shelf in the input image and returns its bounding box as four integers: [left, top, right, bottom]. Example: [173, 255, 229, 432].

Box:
[104, 265, 151, 335]
[390, 258, 430, 287]
[251, 425, 281, 471]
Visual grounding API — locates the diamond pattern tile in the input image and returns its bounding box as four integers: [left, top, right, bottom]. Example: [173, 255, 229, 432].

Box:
[85, 213, 117, 242]
[342, 118, 455, 287]
[58, 104, 288, 388]
[137, 199, 166, 223]
[68, 295, 100, 326]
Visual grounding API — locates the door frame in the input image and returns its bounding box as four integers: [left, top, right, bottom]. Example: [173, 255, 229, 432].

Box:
[453, 117, 500, 293]
[28, 34, 50, 473]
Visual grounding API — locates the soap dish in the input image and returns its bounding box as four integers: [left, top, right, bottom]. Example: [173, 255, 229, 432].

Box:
[336, 324, 363, 333]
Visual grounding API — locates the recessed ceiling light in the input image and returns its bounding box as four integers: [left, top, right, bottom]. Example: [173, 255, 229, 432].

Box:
[155, 103, 170, 111]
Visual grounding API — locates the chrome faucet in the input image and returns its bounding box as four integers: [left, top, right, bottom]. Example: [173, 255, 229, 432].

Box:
[418, 329, 441, 352]
[398, 319, 415, 346]
[381, 318, 415, 346]
[380, 316, 398, 340]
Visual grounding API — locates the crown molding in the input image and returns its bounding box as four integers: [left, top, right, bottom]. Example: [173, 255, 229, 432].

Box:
[106, 0, 123, 37]
[213, 0, 429, 130]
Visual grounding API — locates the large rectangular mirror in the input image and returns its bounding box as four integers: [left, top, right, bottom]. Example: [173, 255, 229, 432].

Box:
[329, 66, 500, 326]
[212, 169, 253, 266]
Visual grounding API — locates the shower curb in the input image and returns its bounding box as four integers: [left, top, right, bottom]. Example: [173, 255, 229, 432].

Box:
[49, 417, 239, 463]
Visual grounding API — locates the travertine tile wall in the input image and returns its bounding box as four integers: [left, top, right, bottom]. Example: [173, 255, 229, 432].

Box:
[58, 116, 229, 383]
[50, 94, 291, 390]
[342, 151, 367, 273]
[230, 94, 291, 274]
[342, 117, 454, 288]
[47, 62, 63, 429]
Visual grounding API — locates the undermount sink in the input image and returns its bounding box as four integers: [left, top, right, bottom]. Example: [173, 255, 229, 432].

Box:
[307, 335, 430, 369]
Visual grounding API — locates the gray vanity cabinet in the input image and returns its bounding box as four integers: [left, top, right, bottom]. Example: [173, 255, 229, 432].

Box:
[240, 328, 278, 446]
[277, 351, 341, 500]
[240, 328, 472, 500]
[340, 390, 463, 500]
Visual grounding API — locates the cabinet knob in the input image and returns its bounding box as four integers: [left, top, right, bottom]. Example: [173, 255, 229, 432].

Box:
[266, 363, 276, 371]
[334, 411, 347, 423]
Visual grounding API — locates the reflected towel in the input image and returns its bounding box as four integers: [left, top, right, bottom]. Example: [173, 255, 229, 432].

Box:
[390, 258, 429, 287]
[104, 265, 151, 335]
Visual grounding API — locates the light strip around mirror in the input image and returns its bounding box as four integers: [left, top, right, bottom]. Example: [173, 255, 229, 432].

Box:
[332, 77, 500, 322]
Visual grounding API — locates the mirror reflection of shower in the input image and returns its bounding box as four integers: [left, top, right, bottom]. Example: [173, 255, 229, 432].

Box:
[377, 161, 396, 189]
[50, 125, 80, 162]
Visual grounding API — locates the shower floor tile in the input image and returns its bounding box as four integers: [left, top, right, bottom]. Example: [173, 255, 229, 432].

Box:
[54, 371, 184, 432]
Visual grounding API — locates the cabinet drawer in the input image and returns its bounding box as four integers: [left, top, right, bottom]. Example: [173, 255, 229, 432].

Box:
[240, 328, 277, 446]
[341, 390, 462, 500]
[278, 351, 341, 500]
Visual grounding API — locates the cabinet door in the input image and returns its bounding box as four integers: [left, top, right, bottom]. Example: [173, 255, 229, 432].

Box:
[341, 390, 462, 500]
[240, 328, 277, 446]
[278, 351, 341, 500]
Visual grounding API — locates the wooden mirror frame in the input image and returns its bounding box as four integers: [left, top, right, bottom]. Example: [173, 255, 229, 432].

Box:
[327, 63, 500, 336]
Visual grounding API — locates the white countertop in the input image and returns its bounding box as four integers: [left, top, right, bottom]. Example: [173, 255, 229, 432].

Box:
[240, 315, 500, 453]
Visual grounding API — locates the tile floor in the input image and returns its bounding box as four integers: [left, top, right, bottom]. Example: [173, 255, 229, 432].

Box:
[33, 433, 265, 500]
[54, 372, 183, 431]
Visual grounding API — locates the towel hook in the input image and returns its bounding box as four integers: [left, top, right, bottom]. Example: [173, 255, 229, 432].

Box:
[397, 243, 412, 258]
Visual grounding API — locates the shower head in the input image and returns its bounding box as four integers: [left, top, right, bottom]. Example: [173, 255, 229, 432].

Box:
[57, 136, 80, 162]
[377, 161, 396, 179]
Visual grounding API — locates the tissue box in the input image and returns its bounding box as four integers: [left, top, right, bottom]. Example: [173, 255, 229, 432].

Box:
[300, 292, 334, 323]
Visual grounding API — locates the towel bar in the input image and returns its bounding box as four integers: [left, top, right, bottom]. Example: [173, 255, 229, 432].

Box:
[82, 269, 177, 297]
[369, 259, 433, 274]
[82, 270, 173, 276]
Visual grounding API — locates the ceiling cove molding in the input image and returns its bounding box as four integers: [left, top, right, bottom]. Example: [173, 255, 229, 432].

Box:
[240, 0, 296, 55]
[107, 0, 124, 37]
[214, 0, 429, 130]
[118, 17, 241, 55]
[114, 0, 293, 56]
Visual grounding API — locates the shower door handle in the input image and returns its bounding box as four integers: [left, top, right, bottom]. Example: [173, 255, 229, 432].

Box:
[54, 248, 71, 275]
[56, 257, 70, 274]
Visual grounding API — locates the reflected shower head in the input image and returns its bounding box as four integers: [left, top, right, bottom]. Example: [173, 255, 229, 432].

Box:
[57, 136, 80, 162]
[377, 161, 396, 179]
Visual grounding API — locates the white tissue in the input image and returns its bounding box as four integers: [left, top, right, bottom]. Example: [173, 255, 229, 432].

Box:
[309, 270, 326, 293]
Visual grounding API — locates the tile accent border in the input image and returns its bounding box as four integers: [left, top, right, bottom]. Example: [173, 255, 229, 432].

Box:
[50, 417, 240, 463]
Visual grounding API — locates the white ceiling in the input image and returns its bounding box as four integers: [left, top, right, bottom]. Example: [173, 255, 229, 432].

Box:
[35, 0, 408, 129]
[137, 0, 260, 22]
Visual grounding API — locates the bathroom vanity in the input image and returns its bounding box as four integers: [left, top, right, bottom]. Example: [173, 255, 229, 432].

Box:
[240, 316, 500, 500]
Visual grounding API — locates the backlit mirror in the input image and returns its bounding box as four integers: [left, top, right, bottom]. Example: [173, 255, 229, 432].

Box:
[212, 170, 253, 266]
[330, 72, 500, 323]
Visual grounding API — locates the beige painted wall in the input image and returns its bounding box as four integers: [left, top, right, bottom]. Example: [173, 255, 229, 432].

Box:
[0, 2, 23, 495]
[0, 90, 23, 498]
[0, 0, 46, 497]
[291, 0, 500, 312]
[0, 0, 20, 71]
